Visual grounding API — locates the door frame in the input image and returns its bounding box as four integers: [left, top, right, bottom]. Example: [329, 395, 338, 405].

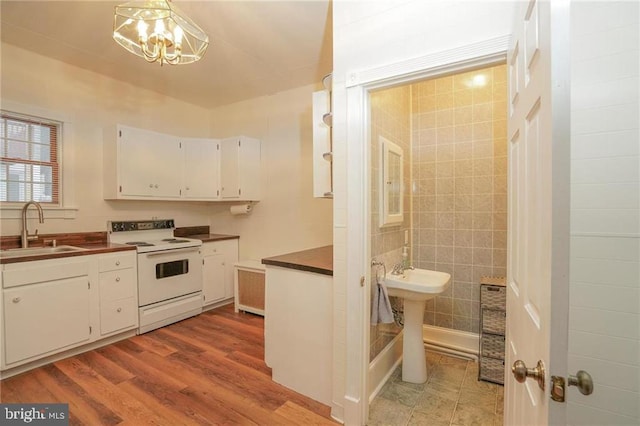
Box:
[342, 35, 511, 425]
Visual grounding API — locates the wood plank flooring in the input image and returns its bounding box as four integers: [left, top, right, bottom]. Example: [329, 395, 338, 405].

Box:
[0, 304, 337, 425]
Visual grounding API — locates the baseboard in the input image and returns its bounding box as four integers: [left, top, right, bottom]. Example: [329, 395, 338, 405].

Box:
[368, 332, 403, 402]
[0, 330, 136, 379]
[202, 297, 234, 312]
[422, 325, 479, 360]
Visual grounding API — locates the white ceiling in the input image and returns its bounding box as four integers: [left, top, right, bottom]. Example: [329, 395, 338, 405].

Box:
[0, 0, 333, 109]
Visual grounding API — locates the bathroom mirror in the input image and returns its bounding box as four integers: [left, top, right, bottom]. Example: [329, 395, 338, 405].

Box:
[379, 136, 403, 227]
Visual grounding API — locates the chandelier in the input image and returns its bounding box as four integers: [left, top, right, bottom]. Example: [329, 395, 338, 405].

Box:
[113, 0, 209, 66]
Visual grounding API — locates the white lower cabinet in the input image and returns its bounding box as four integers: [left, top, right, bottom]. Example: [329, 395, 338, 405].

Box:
[98, 252, 138, 336]
[1, 251, 138, 374]
[3, 275, 91, 365]
[201, 239, 238, 307]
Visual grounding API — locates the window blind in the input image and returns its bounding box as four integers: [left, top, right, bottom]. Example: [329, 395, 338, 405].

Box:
[0, 111, 60, 205]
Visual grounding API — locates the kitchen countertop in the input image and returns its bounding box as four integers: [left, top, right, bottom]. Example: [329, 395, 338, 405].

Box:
[184, 233, 239, 243]
[0, 242, 135, 265]
[174, 226, 239, 243]
[261, 245, 333, 276]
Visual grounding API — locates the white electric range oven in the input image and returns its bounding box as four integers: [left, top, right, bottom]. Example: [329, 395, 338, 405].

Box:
[108, 219, 203, 333]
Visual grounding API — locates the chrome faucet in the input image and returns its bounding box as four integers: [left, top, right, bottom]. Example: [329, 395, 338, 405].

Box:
[391, 262, 405, 275]
[391, 262, 415, 275]
[21, 201, 44, 248]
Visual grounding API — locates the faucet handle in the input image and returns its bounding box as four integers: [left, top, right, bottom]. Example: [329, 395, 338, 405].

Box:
[27, 229, 39, 241]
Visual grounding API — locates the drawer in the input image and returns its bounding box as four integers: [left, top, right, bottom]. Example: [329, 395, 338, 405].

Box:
[481, 308, 506, 335]
[99, 268, 136, 302]
[481, 285, 506, 309]
[201, 239, 238, 256]
[100, 297, 137, 335]
[481, 333, 505, 359]
[99, 253, 136, 272]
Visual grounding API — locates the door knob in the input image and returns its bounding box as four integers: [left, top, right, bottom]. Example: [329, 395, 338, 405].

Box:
[512, 359, 545, 391]
[568, 370, 593, 395]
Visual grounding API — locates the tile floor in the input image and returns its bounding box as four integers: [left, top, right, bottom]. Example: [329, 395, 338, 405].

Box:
[368, 350, 504, 426]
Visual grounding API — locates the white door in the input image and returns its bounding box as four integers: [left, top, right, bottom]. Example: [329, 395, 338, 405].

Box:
[505, 0, 571, 424]
[506, 1, 639, 424]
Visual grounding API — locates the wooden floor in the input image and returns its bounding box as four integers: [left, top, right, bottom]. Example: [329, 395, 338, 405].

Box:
[0, 304, 337, 425]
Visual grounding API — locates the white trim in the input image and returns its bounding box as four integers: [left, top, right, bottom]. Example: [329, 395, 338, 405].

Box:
[422, 325, 479, 359]
[0, 205, 78, 220]
[346, 35, 510, 88]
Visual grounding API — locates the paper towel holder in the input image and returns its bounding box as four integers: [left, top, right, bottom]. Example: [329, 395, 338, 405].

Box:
[230, 202, 254, 216]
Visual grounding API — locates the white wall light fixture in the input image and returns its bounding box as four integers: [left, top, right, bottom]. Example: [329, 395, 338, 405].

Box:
[113, 0, 209, 66]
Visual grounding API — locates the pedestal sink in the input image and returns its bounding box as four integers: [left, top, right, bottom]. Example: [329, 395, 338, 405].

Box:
[385, 268, 451, 383]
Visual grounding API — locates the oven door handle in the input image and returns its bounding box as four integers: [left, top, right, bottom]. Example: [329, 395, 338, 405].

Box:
[144, 247, 201, 257]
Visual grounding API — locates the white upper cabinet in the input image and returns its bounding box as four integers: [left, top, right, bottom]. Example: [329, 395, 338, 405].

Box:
[105, 126, 259, 202]
[182, 138, 220, 200]
[220, 136, 261, 201]
[105, 125, 182, 199]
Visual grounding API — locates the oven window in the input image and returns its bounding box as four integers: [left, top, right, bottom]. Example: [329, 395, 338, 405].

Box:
[156, 259, 189, 279]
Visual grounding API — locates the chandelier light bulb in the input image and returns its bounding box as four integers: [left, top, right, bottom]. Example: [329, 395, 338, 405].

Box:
[136, 19, 147, 41]
[113, 0, 209, 66]
[174, 25, 183, 46]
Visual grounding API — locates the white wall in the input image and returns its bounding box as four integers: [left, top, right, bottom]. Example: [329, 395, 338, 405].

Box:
[0, 43, 214, 235]
[0, 43, 333, 260]
[332, 1, 515, 422]
[208, 84, 333, 261]
[569, 2, 639, 424]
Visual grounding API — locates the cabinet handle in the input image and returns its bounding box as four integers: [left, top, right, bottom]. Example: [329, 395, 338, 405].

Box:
[154, 184, 158, 189]
[149, 184, 154, 188]
[117, 307, 122, 313]
[12, 297, 21, 303]
[115, 260, 120, 266]
[115, 277, 121, 282]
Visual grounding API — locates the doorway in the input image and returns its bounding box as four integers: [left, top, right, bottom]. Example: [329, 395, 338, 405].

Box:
[367, 64, 508, 425]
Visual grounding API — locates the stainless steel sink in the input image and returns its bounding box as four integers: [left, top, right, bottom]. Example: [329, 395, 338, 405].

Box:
[0, 245, 87, 259]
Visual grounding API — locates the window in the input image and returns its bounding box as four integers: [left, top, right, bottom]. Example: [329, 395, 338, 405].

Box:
[0, 111, 60, 205]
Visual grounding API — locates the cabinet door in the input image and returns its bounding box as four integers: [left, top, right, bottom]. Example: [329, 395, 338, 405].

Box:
[220, 138, 240, 199]
[220, 137, 261, 200]
[223, 242, 238, 298]
[203, 253, 225, 305]
[3, 276, 90, 365]
[118, 126, 182, 198]
[183, 139, 220, 199]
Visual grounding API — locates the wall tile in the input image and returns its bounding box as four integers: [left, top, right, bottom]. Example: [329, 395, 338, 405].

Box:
[410, 64, 508, 334]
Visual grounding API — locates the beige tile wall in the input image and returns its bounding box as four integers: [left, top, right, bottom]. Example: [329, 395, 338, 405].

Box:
[369, 85, 411, 361]
[411, 64, 507, 333]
